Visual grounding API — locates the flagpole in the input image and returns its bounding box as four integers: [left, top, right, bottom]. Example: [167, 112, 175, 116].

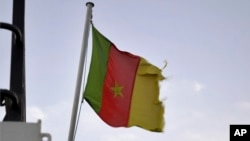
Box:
[68, 2, 94, 141]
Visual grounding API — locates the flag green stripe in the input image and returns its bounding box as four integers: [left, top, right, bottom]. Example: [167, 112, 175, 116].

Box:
[84, 25, 111, 113]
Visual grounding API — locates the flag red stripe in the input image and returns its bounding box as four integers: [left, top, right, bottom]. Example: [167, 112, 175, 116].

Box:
[99, 44, 140, 127]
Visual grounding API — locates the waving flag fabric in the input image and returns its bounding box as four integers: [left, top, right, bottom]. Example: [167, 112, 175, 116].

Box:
[83, 25, 165, 132]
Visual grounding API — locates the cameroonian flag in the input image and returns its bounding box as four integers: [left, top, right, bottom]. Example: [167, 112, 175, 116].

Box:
[83, 25, 165, 132]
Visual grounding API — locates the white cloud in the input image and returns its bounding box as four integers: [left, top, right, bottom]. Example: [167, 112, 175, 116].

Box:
[101, 133, 138, 141]
[192, 111, 206, 119]
[163, 79, 206, 95]
[27, 106, 47, 121]
[194, 82, 205, 93]
[184, 131, 202, 140]
[41, 100, 71, 139]
[237, 101, 250, 110]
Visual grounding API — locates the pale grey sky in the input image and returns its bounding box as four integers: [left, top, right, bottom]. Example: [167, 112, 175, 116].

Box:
[1, 0, 250, 141]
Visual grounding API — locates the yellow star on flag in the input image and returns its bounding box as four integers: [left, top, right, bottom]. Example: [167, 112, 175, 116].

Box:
[111, 81, 124, 97]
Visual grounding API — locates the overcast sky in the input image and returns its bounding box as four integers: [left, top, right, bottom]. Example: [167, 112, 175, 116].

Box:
[1, 0, 250, 141]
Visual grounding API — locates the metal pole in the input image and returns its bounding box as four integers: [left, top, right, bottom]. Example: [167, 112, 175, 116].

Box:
[8, 0, 26, 121]
[68, 2, 94, 141]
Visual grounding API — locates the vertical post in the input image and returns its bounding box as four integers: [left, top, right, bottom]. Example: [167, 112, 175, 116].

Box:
[68, 2, 94, 141]
[8, 0, 26, 121]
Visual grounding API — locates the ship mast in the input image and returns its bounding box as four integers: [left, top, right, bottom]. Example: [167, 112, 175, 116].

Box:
[0, 1, 51, 140]
[0, 0, 26, 121]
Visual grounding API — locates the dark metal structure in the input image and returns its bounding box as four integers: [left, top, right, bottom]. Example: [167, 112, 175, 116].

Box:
[0, 0, 26, 121]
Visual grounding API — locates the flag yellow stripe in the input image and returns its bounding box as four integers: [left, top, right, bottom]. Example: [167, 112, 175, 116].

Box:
[128, 58, 165, 132]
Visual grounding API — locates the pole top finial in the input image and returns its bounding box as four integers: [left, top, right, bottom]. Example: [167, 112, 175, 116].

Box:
[86, 2, 94, 7]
